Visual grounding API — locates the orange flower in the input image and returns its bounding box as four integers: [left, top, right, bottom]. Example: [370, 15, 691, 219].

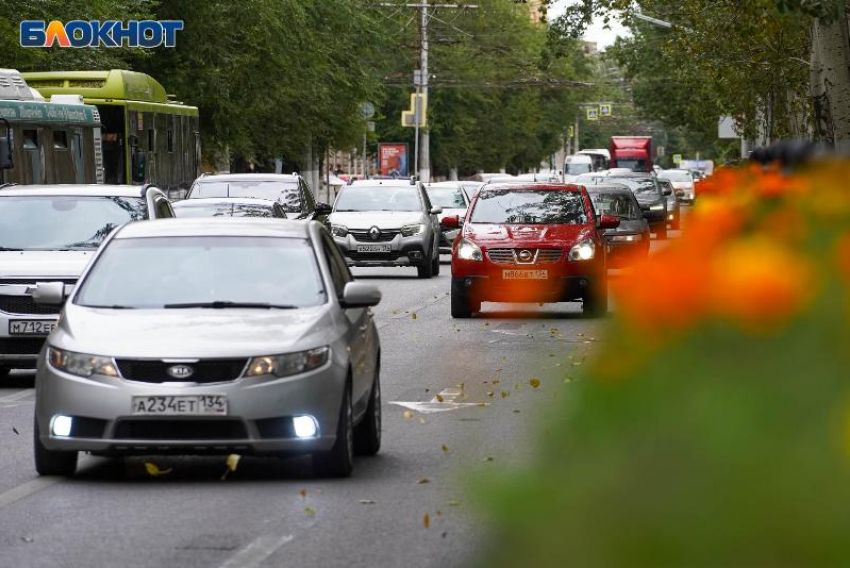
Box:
[710, 238, 814, 331]
[836, 233, 850, 283]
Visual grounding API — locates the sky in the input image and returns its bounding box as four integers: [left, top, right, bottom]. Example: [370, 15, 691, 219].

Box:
[547, 0, 629, 50]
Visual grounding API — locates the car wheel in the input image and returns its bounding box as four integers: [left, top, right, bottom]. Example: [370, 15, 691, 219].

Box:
[417, 252, 435, 279]
[34, 417, 77, 476]
[313, 382, 354, 478]
[582, 280, 609, 317]
[656, 226, 668, 239]
[451, 282, 479, 318]
[672, 216, 681, 231]
[431, 252, 440, 276]
[354, 361, 381, 456]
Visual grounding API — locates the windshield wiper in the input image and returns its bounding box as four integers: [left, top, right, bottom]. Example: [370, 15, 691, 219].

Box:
[163, 301, 298, 310]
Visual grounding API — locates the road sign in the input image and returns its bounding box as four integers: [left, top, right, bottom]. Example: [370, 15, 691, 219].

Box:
[656, 146, 665, 157]
[401, 93, 427, 128]
[568, 126, 574, 137]
[599, 103, 612, 117]
[586, 107, 599, 121]
[672, 153, 682, 165]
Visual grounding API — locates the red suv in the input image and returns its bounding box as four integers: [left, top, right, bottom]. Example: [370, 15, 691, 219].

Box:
[444, 183, 619, 318]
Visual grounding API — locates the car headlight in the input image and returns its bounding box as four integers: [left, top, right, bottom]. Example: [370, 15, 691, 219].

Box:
[47, 346, 119, 378]
[331, 224, 348, 238]
[568, 238, 596, 261]
[401, 223, 426, 237]
[244, 346, 330, 378]
[610, 234, 642, 242]
[649, 204, 665, 211]
[457, 238, 482, 261]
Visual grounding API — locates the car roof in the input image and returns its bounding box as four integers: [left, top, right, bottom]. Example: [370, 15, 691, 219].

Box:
[196, 174, 300, 182]
[349, 179, 415, 187]
[172, 197, 277, 207]
[115, 217, 310, 239]
[607, 173, 654, 179]
[583, 183, 633, 193]
[480, 183, 582, 192]
[0, 184, 150, 198]
[425, 181, 463, 188]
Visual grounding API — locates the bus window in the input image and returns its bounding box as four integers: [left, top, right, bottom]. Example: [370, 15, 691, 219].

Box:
[53, 130, 68, 150]
[23, 130, 38, 149]
[98, 105, 126, 184]
[167, 129, 174, 153]
[148, 129, 155, 152]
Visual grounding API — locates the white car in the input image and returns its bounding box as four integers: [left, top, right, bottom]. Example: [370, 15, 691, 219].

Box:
[657, 169, 696, 203]
[0, 184, 174, 377]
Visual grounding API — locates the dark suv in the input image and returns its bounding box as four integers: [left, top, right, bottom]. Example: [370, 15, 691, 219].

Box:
[187, 173, 332, 222]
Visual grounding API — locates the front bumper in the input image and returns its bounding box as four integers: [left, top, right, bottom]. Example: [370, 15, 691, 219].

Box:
[606, 235, 650, 268]
[35, 353, 347, 456]
[334, 232, 431, 267]
[640, 207, 667, 226]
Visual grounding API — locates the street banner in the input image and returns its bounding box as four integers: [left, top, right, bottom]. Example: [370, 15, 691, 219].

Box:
[378, 143, 409, 177]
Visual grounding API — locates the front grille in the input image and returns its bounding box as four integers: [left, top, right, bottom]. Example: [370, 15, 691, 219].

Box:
[0, 279, 76, 315]
[0, 337, 46, 355]
[115, 359, 248, 384]
[349, 230, 399, 243]
[113, 419, 248, 440]
[487, 249, 564, 265]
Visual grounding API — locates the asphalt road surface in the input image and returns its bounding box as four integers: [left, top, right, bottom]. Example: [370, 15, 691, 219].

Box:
[0, 216, 684, 568]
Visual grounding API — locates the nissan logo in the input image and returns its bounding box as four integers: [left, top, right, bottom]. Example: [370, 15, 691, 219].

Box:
[167, 365, 194, 379]
[369, 226, 381, 241]
[517, 249, 534, 262]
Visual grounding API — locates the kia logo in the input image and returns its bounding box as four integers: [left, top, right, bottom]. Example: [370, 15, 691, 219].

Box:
[369, 226, 381, 241]
[167, 365, 194, 379]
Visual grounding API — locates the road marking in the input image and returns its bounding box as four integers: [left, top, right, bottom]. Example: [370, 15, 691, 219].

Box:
[219, 534, 294, 568]
[0, 456, 93, 511]
[0, 389, 34, 403]
[390, 387, 489, 414]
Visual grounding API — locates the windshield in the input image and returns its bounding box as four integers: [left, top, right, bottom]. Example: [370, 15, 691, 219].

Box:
[616, 159, 647, 172]
[76, 236, 325, 309]
[659, 171, 693, 183]
[191, 181, 301, 213]
[175, 202, 277, 218]
[0, 196, 146, 251]
[591, 193, 642, 219]
[567, 163, 592, 175]
[426, 186, 466, 209]
[607, 177, 661, 197]
[470, 189, 588, 225]
[334, 185, 422, 212]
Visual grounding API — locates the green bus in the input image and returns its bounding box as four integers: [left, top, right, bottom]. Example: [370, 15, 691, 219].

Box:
[0, 69, 103, 185]
[23, 69, 200, 195]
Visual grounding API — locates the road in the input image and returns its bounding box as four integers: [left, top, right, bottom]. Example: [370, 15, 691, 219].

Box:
[0, 221, 681, 568]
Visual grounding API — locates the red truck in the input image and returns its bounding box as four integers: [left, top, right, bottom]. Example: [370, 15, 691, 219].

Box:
[610, 136, 653, 173]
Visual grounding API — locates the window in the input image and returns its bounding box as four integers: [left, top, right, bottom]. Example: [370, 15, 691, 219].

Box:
[148, 129, 155, 152]
[53, 130, 68, 150]
[23, 129, 38, 150]
[167, 129, 174, 153]
[470, 189, 589, 225]
[321, 234, 351, 297]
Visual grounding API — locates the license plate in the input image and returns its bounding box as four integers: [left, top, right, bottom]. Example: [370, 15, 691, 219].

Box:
[356, 244, 392, 253]
[502, 270, 548, 280]
[9, 320, 57, 335]
[131, 395, 228, 416]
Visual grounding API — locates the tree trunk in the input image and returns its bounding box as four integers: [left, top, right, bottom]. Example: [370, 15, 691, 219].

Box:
[811, 7, 850, 151]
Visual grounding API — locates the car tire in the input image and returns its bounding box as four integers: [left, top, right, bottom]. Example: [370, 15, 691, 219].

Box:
[451, 282, 480, 318]
[672, 216, 681, 231]
[34, 417, 77, 477]
[582, 280, 609, 317]
[656, 226, 668, 239]
[431, 252, 440, 276]
[354, 362, 381, 456]
[313, 383, 354, 478]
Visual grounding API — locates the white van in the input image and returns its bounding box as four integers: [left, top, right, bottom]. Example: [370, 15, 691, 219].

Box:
[564, 154, 594, 181]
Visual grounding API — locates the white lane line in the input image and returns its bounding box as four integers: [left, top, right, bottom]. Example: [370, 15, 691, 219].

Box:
[0, 456, 93, 511]
[0, 389, 34, 403]
[219, 534, 294, 568]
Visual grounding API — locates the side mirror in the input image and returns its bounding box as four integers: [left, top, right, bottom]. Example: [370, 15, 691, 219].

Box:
[30, 281, 67, 306]
[441, 215, 460, 229]
[315, 202, 333, 215]
[598, 214, 620, 230]
[430, 206, 443, 215]
[341, 282, 381, 308]
[0, 137, 12, 170]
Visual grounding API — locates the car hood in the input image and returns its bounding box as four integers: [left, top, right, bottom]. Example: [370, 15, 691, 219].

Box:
[604, 218, 648, 235]
[53, 304, 333, 359]
[329, 211, 425, 230]
[0, 251, 94, 279]
[463, 223, 595, 248]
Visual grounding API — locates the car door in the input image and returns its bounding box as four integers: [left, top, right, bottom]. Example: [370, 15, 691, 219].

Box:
[320, 234, 373, 414]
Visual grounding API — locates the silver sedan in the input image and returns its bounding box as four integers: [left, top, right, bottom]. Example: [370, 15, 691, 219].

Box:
[33, 218, 382, 478]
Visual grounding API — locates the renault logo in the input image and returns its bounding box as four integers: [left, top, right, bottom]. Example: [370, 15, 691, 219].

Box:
[517, 249, 534, 262]
[167, 365, 194, 379]
[369, 226, 381, 241]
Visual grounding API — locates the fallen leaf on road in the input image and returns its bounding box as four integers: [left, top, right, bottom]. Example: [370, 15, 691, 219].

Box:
[483, 456, 494, 462]
[305, 507, 316, 516]
[477, 403, 487, 408]
[437, 510, 443, 516]
[423, 513, 430, 528]
[513, 409, 521, 414]
[299, 488, 307, 499]
[403, 410, 414, 419]
[501, 391, 510, 399]
[144, 462, 172, 477]
[419, 417, 426, 424]
[359, 499, 376, 505]
[20, 536, 33, 543]
[411, 312, 418, 320]
[487, 391, 495, 398]
[417, 477, 430, 484]
[441, 444, 450, 453]
[12, 427, 19, 435]
[492, 379, 500, 386]
[514, 383, 523, 391]
[447, 499, 461, 506]
[435, 394, 444, 402]
[529, 378, 541, 388]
